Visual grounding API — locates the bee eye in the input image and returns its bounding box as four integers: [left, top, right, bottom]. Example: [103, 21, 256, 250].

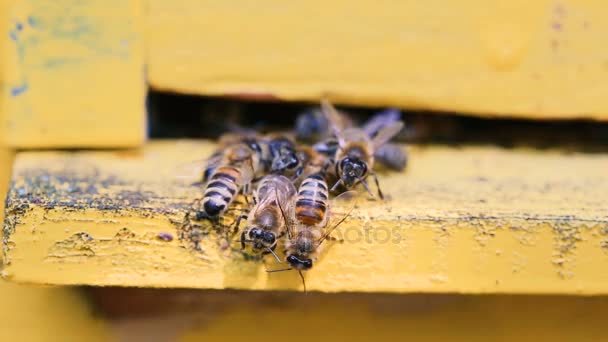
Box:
[303, 259, 313, 269]
[287, 156, 299, 169]
[355, 160, 368, 176]
[249, 228, 262, 239]
[287, 255, 298, 266]
[339, 158, 351, 170]
[263, 232, 276, 244]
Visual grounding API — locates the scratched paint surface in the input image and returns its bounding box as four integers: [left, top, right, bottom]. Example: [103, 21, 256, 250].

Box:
[148, 0, 608, 119]
[3, 141, 608, 293]
[2, 0, 145, 148]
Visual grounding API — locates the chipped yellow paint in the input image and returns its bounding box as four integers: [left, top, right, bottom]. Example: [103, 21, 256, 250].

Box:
[0, 147, 110, 341]
[147, 0, 608, 119]
[1, 0, 145, 148]
[3, 141, 608, 293]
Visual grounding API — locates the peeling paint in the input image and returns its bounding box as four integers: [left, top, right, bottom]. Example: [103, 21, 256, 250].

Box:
[3, 142, 608, 293]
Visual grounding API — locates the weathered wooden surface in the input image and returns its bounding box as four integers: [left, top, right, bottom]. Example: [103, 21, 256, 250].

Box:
[147, 0, 608, 120]
[3, 140, 608, 293]
[0, 148, 110, 341]
[1, 0, 145, 148]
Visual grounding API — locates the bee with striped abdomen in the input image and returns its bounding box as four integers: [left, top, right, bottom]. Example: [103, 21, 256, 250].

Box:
[321, 99, 404, 199]
[237, 174, 296, 261]
[197, 142, 261, 219]
[267, 172, 355, 291]
[293, 172, 331, 228]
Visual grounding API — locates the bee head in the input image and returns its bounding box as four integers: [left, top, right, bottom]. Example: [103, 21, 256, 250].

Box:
[271, 149, 300, 173]
[338, 157, 368, 187]
[287, 254, 313, 270]
[248, 228, 276, 246]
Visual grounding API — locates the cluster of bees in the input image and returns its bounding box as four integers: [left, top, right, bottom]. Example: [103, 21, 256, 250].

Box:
[188, 100, 406, 290]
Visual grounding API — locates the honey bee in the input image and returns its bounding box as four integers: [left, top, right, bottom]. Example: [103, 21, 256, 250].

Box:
[237, 174, 297, 261]
[197, 142, 261, 219]
[296, 105, 407, 173]
[205, 132, 302, 182]
[321, 99, 404, 199]
[267, 172, 355, 291]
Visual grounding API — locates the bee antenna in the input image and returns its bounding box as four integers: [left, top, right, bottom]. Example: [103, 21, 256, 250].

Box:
[298, 270, 307, 294]
[358, 178, 375, 198]
[267, 247, 282, 263]
[266, 267, 293, 273]
[330, 178, 343, 192]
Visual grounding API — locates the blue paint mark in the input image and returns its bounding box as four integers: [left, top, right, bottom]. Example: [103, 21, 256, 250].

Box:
[42, 57, 84, 69]
[11, 83, 28, 97]
[27, 16, 37, 27]
[16, 22, 23, 31]
[9, 30, 17, 41]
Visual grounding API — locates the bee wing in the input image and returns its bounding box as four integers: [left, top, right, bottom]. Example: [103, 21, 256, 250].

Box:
[362, 108, 402, 137]
[171, 153, 223, 182]
[320, 99, 347, 146]
[371, 121, 404, 150]
[274, 185, 295, 240]
[374, 143, 407, 171]
[319, 190, 359, 244]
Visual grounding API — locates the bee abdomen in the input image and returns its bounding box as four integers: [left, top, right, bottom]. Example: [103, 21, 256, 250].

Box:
[295, 199, 327, 226]
[202, 166, 242, 216]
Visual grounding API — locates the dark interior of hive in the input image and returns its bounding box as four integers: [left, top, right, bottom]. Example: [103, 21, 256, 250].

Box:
[147, 90, 608, 151]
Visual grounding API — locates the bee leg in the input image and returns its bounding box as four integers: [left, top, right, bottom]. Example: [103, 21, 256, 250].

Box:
[233, 214, 248, 235]
[291, 166, 304, 181]
[240, 230, 248, 250]
[371, 172, 384, 200]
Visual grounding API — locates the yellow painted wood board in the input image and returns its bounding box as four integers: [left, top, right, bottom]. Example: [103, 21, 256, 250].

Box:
[3, 140, 608, 294]
[0, 149, 110, 341]
[1, 0, 146, 148]
[147, 0, 608, 120]
[99, 290, 608, 342]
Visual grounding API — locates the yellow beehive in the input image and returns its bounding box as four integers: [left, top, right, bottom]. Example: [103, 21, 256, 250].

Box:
[147, 0, 608, 120]
[3, 141, 608, 294]
[1, 0, 145, 148]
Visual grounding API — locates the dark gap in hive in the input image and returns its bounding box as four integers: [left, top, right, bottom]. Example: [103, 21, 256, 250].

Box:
[147, 90, 608, 152]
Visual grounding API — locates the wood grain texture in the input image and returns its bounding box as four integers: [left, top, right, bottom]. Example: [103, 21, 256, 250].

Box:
[147, 0, 608, 120]
[3, 140, 608, 293]
[1, 0, 145, 148]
